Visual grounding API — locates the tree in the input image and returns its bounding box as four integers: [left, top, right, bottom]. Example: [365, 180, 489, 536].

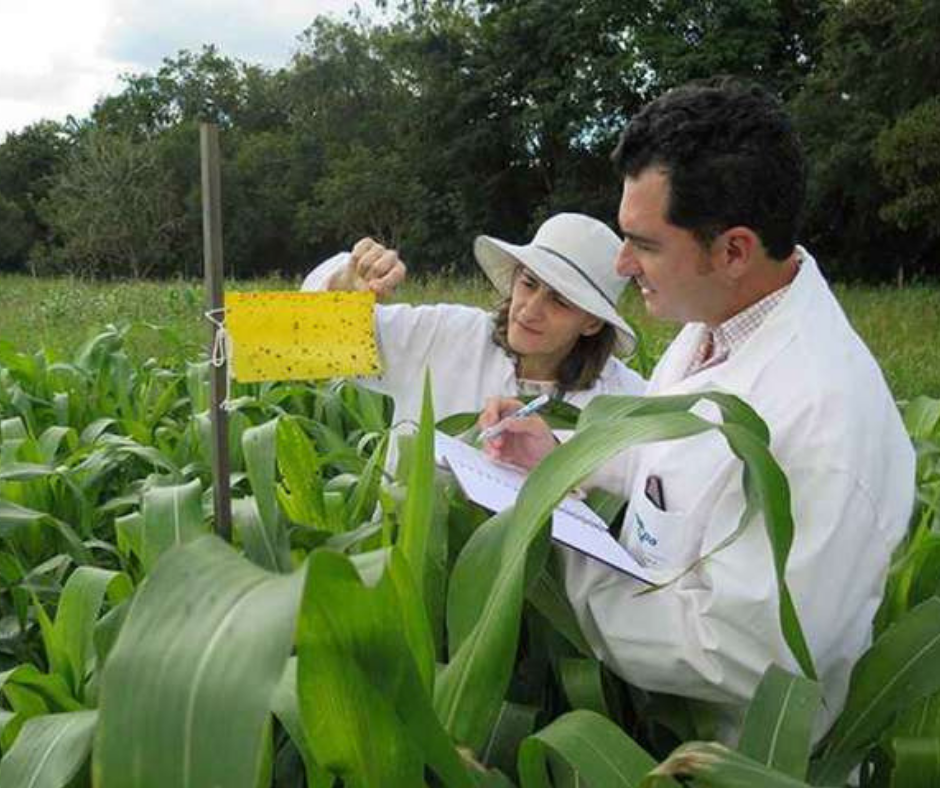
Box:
[0, 194, 31, 269]
[874, 97, 940, 240]
[791, 0, 940, 280]
[224, 128, 324, 278]
[92, 45, 288, 138]
[0, 121, 72, 271]
[286, 14, 472, 270]
[634, 0, 831, 100]
[36, 131, 184, 278]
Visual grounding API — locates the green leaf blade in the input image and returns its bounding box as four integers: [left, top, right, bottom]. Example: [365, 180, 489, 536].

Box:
[94, 536, 303, 788]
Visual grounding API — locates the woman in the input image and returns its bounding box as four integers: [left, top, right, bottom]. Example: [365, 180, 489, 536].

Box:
[302, 212, 645, 466]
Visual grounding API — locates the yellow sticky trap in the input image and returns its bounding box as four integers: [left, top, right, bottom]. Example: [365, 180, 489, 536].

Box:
[226, 291, 380, 382]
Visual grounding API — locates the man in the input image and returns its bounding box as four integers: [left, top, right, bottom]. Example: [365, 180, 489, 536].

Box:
[481, 78, 915, 741]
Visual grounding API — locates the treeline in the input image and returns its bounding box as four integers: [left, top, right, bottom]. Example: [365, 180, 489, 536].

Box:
[0, 0, 937, 282]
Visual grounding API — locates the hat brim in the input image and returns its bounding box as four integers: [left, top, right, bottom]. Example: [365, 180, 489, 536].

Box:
[474, 235, 637, 356]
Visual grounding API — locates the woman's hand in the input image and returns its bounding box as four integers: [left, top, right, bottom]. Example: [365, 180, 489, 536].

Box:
[328, 237, 406, 298]
[478, 396, 558, 470]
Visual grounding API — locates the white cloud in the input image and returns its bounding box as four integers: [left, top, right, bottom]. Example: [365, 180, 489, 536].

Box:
[0, 0, 367, 140]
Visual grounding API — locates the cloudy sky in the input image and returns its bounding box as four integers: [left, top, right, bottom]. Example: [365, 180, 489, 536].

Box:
[0, 0, 372, 139]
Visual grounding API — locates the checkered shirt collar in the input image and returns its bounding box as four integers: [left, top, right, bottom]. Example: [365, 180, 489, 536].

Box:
[687, 284, 792, 376]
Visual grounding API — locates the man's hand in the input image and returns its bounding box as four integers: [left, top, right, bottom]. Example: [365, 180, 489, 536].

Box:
[478, 396, 557, 470]
[328, 238, 406, 298]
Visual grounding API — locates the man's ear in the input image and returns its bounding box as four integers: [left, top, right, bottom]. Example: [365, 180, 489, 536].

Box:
[580, 315, 605, 337]
[715, 226, 760, 281]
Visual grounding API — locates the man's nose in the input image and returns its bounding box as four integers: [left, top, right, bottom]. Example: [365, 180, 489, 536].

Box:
[616, 240, 639, 278]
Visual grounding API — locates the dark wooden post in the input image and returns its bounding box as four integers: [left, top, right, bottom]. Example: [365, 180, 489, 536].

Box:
[200, 123, 232, 541]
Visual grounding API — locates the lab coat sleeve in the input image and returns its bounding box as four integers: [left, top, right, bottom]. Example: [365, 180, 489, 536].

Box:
[300, 252, 351, 292]
[564, 462, 883, 720]
[606, 361, 647, 397]
[300, 252, 484, 400]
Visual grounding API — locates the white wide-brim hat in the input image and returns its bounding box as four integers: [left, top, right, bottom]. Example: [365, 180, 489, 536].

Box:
[473, 212, 637, 355]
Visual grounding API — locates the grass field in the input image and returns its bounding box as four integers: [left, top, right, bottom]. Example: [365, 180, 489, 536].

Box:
[1, 272, 939, 400]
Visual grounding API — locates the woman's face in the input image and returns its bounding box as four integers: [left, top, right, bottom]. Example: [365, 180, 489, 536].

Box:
[507, 267, 604, 380]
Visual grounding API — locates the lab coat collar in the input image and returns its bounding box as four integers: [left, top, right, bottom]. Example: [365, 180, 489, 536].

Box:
[650, 247, 823, 397]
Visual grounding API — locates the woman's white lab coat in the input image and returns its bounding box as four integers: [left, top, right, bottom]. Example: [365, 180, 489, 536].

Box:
[301, 254, 646, 467]
[563, 249, 915, 742]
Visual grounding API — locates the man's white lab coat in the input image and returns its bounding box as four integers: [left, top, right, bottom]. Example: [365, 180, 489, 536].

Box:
[563, 249, 916, 741]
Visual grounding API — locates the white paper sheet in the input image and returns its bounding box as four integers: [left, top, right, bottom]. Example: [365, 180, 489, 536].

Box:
[435, 432, 655, 584]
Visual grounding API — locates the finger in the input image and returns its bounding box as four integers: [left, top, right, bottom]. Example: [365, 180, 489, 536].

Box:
[483, 431, 508, 457]
[497, 415, 550, 441]
[351, 237, 377, 261]
[478, 398, 502, 429]
[370, 259, 406, 297]
[478, 397, 522, 429]
[369, 250, 399, 277]
[367, 251, 401, 285]
[355, 246, 388, 281]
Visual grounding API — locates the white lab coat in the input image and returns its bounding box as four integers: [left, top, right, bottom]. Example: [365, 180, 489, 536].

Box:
[301, 254, 646, 469]
[563, 249, 915, 742]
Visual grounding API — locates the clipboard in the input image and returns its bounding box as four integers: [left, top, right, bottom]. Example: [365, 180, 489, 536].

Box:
[434, 432, 655, 584]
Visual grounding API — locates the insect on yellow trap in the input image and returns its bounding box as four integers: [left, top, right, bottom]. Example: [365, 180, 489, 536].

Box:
[224, 291, 381, 383]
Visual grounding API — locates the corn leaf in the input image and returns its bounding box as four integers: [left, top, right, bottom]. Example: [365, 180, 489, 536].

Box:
[480, 702, 540, 777]
[275, 415, 328, 529]
[0, 664, 82, 713]
[0, 709, 96, 788]
[52, 566, 133, 700]
[888, 690, 940, 740]
[0, 462, 58, 482]
[243, 418, 282, 533]
[233, 495, 292, 573]
[525, 565, 592, 657]
[398, 372, 436, 613]
[436, 407, 759, 751]
[812, 597, 940, 785]
[296, 548, 470, 788]
[94, 536, 303, 788]
[37, 426, 77, 465]
[114, 511, 143, 564]
[737, 664, 821, 780]
[0, 500, 87, 564]
[890, 737, 940, 788]
[518, 710, 670, 788]
[903, 396, 940, 440]
[559, 658, 613, 718]
[346, 430, 389, 528]
[644, 742, 810, 787]
[92, 601, 129, 680]
[139, 478, 207, 571]
[270, 657, 334, 788]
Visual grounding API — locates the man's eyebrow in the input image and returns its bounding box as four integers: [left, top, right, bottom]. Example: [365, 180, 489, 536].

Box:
[620, 229, 662, 248]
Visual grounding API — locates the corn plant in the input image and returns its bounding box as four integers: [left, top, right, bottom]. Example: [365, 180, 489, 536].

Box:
[1, 325, 938, 788]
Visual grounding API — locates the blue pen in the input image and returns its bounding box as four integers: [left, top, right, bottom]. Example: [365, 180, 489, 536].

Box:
[480, 393, 552, 442]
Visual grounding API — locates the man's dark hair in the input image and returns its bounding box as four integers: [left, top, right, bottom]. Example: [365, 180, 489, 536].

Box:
[611, 77, 806, 260]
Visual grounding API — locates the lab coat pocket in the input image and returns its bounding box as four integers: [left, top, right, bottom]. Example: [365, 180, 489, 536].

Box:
[622, 491, 694, 572]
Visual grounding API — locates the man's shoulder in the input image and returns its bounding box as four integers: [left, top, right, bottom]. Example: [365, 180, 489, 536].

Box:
[598, 356, 647, 395]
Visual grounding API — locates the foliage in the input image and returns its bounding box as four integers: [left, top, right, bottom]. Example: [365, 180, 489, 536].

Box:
[790, 0, 940, 281]
[873, 97, 940, 237]
[0, 322, 937, 786]
[0, 121, 72, 271]
[4, 2, 937, 281]
[0, 195, 31, 269]
[631, 0, 830, 101]
[3, 272, 939, 401]
[35, 130, 184, 278]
